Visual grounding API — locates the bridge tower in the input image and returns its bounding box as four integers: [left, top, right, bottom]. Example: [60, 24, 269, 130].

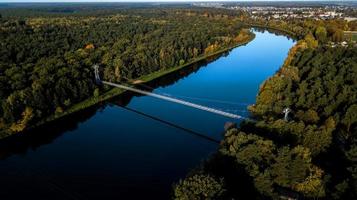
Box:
[93, 64, 101, 85]
[283, 107, 291, 121]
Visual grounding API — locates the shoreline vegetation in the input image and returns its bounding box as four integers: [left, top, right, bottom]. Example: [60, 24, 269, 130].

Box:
[173, 18, 357, 200]
[0, 8, 259, 139]
[2, 5, 356, 200]
[38, 33, 255, 128]
[240, 22, 299, 39]
[0, 32, 255, 139]
[0, 19, 305, 140]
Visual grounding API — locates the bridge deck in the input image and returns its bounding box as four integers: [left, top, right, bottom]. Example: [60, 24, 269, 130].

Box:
[102, 81, 243, 119]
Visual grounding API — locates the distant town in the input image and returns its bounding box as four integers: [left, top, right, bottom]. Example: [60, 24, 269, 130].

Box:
[194, 1, 357, 21]
[194, 1, 357, 47]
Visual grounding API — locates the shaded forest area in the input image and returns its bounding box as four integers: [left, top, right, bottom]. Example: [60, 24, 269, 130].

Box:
[0, 7, 251, 137]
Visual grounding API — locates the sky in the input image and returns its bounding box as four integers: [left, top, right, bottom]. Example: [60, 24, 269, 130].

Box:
[0, 0, 347, 2]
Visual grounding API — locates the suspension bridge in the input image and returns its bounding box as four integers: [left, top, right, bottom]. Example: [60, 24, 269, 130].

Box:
[94, 65, 244, 120]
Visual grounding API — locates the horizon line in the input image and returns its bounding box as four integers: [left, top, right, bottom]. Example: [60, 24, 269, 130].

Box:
[0, 0, 353, 3]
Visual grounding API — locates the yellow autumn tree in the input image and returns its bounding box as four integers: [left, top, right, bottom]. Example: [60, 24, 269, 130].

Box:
[204, 43, 219, 54]
[85, 43, 95, 49]
[234, 29, 250, 43]
[9, 107, 34, 133]
[304, 33, 319, 49]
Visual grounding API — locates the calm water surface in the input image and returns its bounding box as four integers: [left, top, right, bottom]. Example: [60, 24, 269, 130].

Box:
[0, 30, 294, 199]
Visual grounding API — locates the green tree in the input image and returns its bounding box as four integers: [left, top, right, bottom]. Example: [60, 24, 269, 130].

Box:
[304, 33, 319, 48]
[9, 107, 34, 133]
[342, 104, 357, 132]
[113, 56, 123, 81]
[93, 88, 100, 98]
[332, 29, 344, 42]
[301, 109, 320, 123]
[315, 26, 327, 42]
[174, 174, 225, 200]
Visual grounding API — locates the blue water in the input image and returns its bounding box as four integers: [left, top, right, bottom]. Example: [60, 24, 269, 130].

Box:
[0, 30, 294, 199]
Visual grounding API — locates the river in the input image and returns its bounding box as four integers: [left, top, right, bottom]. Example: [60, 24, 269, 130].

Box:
[0, 30, 295, 199]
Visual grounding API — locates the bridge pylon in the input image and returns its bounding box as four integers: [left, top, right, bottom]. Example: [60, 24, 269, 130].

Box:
[93, 64, 102, 85]
[283, 107, 291, 121]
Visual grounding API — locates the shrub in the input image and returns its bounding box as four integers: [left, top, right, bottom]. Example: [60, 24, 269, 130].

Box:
[173, 174, 225, 200]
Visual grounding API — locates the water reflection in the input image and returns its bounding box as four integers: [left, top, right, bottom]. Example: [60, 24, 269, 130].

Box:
[0, 30, 295, 200]
[0, 42, 236, 160]
[252, 27, 298, 41]
[0, 105, 100, 160]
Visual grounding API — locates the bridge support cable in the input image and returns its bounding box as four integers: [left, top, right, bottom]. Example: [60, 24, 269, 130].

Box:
[102, 81, 244, 120]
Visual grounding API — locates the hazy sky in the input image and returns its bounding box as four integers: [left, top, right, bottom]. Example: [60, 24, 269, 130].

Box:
[0, 0, 345, 2]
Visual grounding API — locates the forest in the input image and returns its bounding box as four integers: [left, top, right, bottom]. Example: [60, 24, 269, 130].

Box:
[1, 4, 356, 200]
[0, 7, 252, 137]
[174, 17, 357, 200]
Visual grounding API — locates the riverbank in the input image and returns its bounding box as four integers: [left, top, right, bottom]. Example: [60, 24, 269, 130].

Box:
[0, 32, 256, 140]
[240, 22, 299, 39]
[0, 30, 297, 200]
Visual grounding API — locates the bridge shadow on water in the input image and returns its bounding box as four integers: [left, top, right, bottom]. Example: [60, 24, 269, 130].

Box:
[117, 105, 220, 144]
[0, 50, 232, 160]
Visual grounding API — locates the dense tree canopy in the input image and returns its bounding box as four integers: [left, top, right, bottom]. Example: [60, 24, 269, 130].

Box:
[175, 17, 357, 200]
[0, 8, 252, 137]
[1, 5, 356, 199]
[246, 44, 356, 199]
[173, 174, 225, 200]
[221, 129, 325, 198]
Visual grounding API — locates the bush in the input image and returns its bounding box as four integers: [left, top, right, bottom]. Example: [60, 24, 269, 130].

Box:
[173, 174, 225, 200]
